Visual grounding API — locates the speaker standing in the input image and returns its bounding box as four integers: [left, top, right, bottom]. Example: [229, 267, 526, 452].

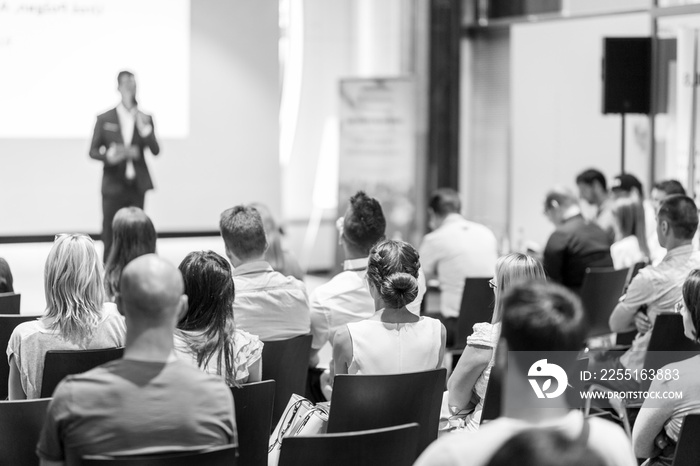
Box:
[89, 71, 160, 261]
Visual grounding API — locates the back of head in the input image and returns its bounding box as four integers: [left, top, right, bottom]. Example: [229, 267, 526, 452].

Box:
[428, 188, 461, 216]
[493, 253, 547, 321]
[177, 250, 234, 332]
[119, 254, 184, 329]
[544, 187, 578, 211]
[177, 250, 237, 384]
[612, 173, 644, 199]
[0, 257, 13, 293]
[575, 169, 607, 191]
[485, 429, 605, 466]
[658, 194, 699, 240]
[342, 191, 386, 255]
[44, 234, 105, 342]
[501, 281, 586, 352]
[682, 269, 700, 343]
[611, 197, 650, 255]
[366, 239, 420, 308]
[219, 205, 268, 262]
[653, 179, 686, 197]
[105, 207, 157, 298]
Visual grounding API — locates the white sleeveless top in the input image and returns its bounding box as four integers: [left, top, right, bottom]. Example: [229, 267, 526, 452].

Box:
[347, 317, 442, 375]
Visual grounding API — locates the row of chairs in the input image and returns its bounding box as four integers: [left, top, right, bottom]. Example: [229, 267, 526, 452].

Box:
[1, 368, 445, 466]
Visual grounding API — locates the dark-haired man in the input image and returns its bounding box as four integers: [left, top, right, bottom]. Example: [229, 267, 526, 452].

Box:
[415, 281, 635, 466]
[220, 205, 310, 341]
[576, 168, 615, 243]
[419, 188, 498, 345]
[649, 180, 687, 263]
[309, 191, 425, 369]
[543, 187, 613, 293]
[90, 71, 160, 261]
[598, 195, 700, 391]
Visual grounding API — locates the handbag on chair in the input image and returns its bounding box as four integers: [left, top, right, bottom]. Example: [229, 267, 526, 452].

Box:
[268, 393, 329, 466]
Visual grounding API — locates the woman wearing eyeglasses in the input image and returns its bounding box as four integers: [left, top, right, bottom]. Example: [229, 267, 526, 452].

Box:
[445, 253, 546, 431]
[6, 234, 126, 399]
[632, 269, 700, 466]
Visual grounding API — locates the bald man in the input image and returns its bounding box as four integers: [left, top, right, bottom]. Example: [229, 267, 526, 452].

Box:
[37, 255, 237, 466]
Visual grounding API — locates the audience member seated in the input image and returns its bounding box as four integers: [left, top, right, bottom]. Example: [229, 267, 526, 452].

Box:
[419, 188, 498, 346]
[649, 180, 688, 264]
[309, 191, 425, 369]
[251, 202, 304, 281]
[594, 195, 700, 392]
[0, 257, 13, 293]
[415, 281, 636, 466]
[103, 207, 157, 302]
[576, 168, 616, 244]
[484, 429, 606, 466]
[542, 187, 613, 293]
[611, 174, 657, 265]
[632, 268, 700, 466]
[174, 250, 263, 386]
[332, 240, 446, 380]
[446, 253, 546, 431]
[36, 254, 237, 465]
[7, 234, 125, 399]
[610, 197, 650, 270]
[219, 205, 310, 341]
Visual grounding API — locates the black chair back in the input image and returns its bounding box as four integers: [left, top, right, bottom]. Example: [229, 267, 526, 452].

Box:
[0, 398, 51, 466]
[642, 313, 700, 392]
[278, 423, 419, 466]
[262, 334, 312, 428]
[0, 314, 39, 399]
[327, 369, 445, 454]
[624, 261, 647, 293]
[81, 445, 237, 465]
[41, 347, 124, 397]
[672, 414, 700, 466]
[580, 267, 629, 337]
[231, 380, 275, 466]
[480, 355, 503, 424]
[0, 292, 21, 314]
[454, 278, 493, 349]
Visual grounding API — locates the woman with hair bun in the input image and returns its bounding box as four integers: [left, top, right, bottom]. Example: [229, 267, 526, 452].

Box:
[333, 240, 446, 378]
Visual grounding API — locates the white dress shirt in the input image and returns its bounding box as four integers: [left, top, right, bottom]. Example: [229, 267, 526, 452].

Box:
[116, 103, 136, 179]
[419, 214, 498, 318]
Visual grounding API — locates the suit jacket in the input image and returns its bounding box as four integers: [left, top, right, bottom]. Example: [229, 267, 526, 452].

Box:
[89, 108, 160, 196]
[543, 214, 614, 292]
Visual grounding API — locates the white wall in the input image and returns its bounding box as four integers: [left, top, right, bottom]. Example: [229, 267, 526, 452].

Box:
[511, 14, 652, 248]
[0, 0, 280, 236]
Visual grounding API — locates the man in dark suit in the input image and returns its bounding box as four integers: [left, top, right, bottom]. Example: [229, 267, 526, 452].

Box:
[543, 187, 613, 293]
[89, 70, 160, 260]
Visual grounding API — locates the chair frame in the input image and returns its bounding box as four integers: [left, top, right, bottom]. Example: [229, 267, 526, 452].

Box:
[231, 379, 275, 466]
[80, 444, 237, 465]
[40, 347, 125, 397]
[0, 398, 52, 466]
[328, 368, 446, 454]
[277, 423, 420, 466]
[0, 292, 21, 315]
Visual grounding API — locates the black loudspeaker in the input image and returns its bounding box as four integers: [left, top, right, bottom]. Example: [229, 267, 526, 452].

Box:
[602, 37, 652, 114]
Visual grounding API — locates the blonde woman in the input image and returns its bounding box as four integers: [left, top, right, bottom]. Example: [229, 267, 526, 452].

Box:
[446, 253, 546, 431]
[7, 234, 126, 399]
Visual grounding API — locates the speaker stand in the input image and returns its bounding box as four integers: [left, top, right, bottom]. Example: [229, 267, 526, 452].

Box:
[620, 113, 626, 174]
